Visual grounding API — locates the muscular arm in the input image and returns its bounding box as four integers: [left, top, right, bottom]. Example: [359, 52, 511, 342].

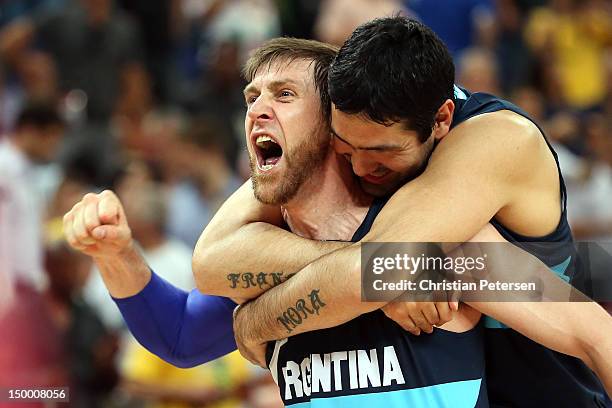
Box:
[230, 111, 558, 323]
[202, 114, 612, 389]
[193, 112, 535, 302]
[193, 180, 348, 299]
[113, 270, 237, 368]
[234, 233, 612, 394]
[92, 241, 237, 367]
[234, 260, 612, 372]
[63, 191, 237, 367]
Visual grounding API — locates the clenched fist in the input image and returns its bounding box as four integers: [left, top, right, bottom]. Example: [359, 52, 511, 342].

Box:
[63, 190, 133, 258]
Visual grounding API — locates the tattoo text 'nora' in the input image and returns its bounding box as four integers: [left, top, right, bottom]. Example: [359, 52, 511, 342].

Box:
[277, 289, 326, 333]
[227, 272, 296, 289]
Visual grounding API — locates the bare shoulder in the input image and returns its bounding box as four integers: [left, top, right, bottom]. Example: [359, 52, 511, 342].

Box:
[452, 111, 561, 236]
[430, 109, 551, 176]
[453, 110, 543, 146]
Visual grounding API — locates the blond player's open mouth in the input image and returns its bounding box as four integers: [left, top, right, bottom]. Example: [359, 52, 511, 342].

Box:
[253, 134, 283, 171]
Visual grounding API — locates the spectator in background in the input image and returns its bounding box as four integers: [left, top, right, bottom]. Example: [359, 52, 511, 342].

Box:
[525, 0, 612, 110]
[115, 108, 188, 172]
[315, 0, 405, 46]
[493, 0, 534, 95]
[44, 242, 119, 408]
[16, 50, 59, 100]
[275, 0, 322, 39]
[0, 0, 146, 122]
[0, 100, 66, 401]
[0, 0, 149, 187]
[0, 100, 64, 296]
[510, 83, 611, 308]
[117, 162, 194, 291]
[0, 51, 60, 134]
[179, 0, 281, 166]
[0, 268, 66, 407]
[405, 0, 495, 58]
[0, 270, 13, 320]
[566, 113, 612, 240]
[172, 0, 232, 83]
[181, 40, 244, 167]
[606, 48, 612, 111]
[165, 117, 241, 248]
[457, 47, 501, 94]
[0, 65, 22, 135]
[0, 0, 64, 27]
[45, 170, 97, 234]
[564, 112, 612, 314]
[178, 0, 279, 90]
[194, 0, 280, 60]
[121, 345, 263, 408]
[117, 0, 183, 104]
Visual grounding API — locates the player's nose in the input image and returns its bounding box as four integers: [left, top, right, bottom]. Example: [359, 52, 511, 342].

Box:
[350, 153, 378, 177]
[247, 95, 274, 123]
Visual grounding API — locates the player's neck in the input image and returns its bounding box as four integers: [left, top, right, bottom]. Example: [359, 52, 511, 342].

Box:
[282, 151, 372, 241]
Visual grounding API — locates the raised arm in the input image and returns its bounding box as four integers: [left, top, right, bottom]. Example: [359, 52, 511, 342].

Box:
[63, 190, 150, 298]
[193, 179, 348, 300]
[63, 190, 237, 367]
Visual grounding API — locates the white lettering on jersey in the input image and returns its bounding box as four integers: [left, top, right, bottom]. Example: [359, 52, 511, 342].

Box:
[277, 346, 406, 401]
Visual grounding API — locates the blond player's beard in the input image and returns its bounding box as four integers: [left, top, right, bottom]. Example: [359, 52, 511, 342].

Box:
[250, 128, 330, 205]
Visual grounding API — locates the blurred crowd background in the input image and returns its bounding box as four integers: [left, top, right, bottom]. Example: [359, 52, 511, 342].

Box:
[0, 0, 610, 407]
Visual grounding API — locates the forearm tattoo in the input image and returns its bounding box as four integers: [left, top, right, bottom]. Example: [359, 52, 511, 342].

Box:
[227, 272, 296, 289]
[277, 289, 326, 333]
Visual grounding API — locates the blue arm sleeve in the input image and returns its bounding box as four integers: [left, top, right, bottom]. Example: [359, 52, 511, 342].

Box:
[112, 271, 237, 368]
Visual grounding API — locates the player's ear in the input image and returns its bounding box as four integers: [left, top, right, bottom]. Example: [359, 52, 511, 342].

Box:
[432, 99, 454, 141]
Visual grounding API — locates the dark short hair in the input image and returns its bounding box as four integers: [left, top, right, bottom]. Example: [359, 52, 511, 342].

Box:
[328, 16, 455, 141]
[15, 99, 64, 130]
[243, 37, 339, 121]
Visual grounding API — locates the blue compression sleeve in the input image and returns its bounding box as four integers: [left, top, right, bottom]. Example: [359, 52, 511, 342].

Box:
[113, 271, 237, 368]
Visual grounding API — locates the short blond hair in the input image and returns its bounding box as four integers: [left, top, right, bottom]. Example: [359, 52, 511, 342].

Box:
[243, 38, 339, 121]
